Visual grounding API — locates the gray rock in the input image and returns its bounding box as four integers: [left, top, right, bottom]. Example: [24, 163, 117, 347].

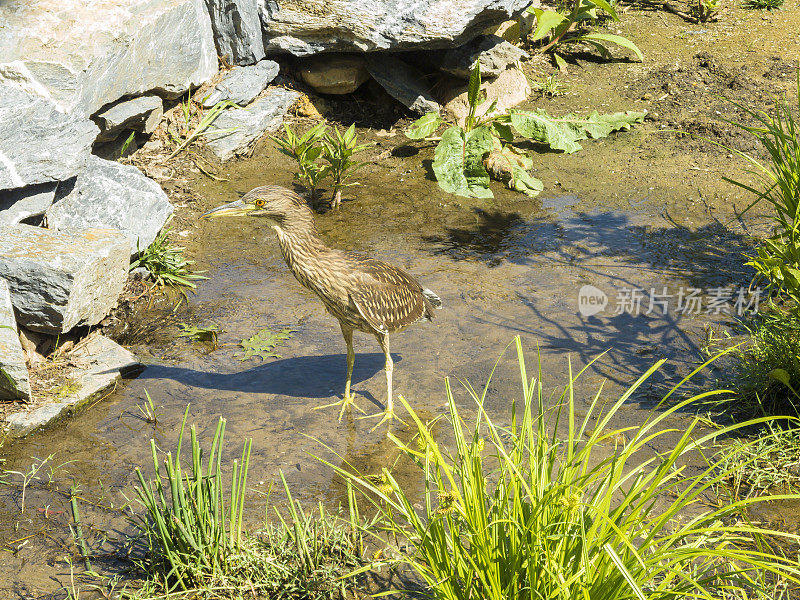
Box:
[442, 65, 530, 126]
[365, 56, 440, 115]
[204, 0, 266, 65]
[439, 35, 529, 79]
[0, 183, 57, 226]
[299, 55, 370, 95]
[0, 278, 31, 403]
[0, 87, 98, 191]
[46, 156, 173, 255]
[260, 0, 530, 56]
[4, 333, 142, 438]
[94, 96, 164, 143]
[0, 225, 130, 334]
[0, 0, 218, 118]
[201, 60, 280, 108]
[205, 88, 300, 161]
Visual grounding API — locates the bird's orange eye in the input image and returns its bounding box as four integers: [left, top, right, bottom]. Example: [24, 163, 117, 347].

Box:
[255, 199, 265, 207]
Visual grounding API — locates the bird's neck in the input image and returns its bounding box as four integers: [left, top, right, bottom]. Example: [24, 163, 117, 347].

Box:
[272, 222, 329, 273]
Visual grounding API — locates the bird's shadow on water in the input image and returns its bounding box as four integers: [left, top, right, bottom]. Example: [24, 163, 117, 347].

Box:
[137, 353, 396, 402]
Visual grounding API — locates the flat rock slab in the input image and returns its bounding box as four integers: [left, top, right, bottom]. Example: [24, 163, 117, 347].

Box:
[3, 334, 142, 438]
[0, 87, 98, 191]
[439, 34, 529, 79]
[0, 278, 31, 402]
[205, 88, 300, 161]
[204, 0, 265, 65]
[0, 0, 217, 117]
[299, 55, 370, 95]
[366, 56, 440, 115]
[0, 183, 57, 226]
[0, 225, 130, 334]
[201, 60, 279, 108]
[95, 95, 163, 142]
[46, 155, 173, 255]
[260, 0, 530, 55]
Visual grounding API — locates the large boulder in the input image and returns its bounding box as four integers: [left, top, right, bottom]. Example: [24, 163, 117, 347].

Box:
[0, 278, 31, 403]
[299, 55, 370, 95]
[201, 60, 280, 107]
[0, 225, 130, 334]
[46, 156, 174, 255]
[366, 56, 440, 115]
[204, 0, 265, 65]
[205, 88, 300, 160]
[0, 0, 218, 118]
[259, 0, 531, 56]
[443, 66, 530, 125]
[0, 87, 98, 191]
[94, 95, 164, 142]
[439, 35, 529, 79]
[0, 183, 57, 226]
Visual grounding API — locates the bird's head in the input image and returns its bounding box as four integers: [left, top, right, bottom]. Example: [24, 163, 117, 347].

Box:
[202, 185, 312, 228]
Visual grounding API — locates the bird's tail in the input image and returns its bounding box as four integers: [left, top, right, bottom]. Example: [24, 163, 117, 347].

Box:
[422, 288, 442, 309]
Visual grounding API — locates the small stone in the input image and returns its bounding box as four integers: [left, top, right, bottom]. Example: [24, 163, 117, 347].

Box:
[365, 56, 440, 115]
[46, 156, 174, 255]
[641, 93, 653, 101]
[201, 60, 280, 107]
[205, 88, 300, 161]
[0, 278, 31, 402]
[0, 87, 98, 191]
[94, 96, 164, 142]
[0, 225, 130, 334]
[439, 35, 529, 79]
[294, 94, 324, 119]
[442, 66, 530, 126]
[0, 182, 57, 226]
[299, 55, 370, 95]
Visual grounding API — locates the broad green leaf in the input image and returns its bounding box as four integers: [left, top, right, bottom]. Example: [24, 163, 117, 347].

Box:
[510, 166, 544, 197]
[530, 9, 567, 41]
[405, 112, 443, 139]
[573, 33, 644, 61]
[589, 0, 619, 19]
[554, 53, 569, 71]
[509, 109, 646, 154]
[432, 125, 494, 198]
[491, 122, 514, 143]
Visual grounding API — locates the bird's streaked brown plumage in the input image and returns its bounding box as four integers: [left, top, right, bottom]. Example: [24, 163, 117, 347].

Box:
[203, 184, 441, 426]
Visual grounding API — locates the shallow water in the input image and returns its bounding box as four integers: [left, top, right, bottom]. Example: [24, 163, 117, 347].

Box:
[0, 137, 769, 597]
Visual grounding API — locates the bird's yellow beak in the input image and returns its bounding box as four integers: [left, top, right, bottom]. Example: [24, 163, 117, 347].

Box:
[202, 199, 255, 219]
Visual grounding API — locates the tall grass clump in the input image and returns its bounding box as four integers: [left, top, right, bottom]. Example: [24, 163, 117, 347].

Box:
[723, 76, 800, 304]
[130, 406, 367, 598]
[320, 337, 800, 600]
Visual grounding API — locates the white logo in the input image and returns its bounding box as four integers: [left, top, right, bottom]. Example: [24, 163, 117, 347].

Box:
[578, 285, 608, 317]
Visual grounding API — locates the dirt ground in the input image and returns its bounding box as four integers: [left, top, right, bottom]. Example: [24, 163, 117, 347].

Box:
[1, 1, 800, 597]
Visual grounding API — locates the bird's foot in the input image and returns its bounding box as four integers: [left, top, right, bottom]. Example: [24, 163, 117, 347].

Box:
[314, 393, 365, 422]
[359, 403, 408, 432]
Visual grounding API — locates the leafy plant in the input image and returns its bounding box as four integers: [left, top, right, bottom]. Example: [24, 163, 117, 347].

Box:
[722, 78, 800, 303]
[532, 73, 567, 97]
[166, 95, 239, 161]
[319, 337, 800, 600]
[744, 0, 783, 9]
[177, 322, 219, 349]
[130, 219, 208, 289]
[406, 63, 645, 198]
[321, 124, 371, 209]
[132, 407, 251, 591]
[527, 0, 643, 66]
[271, 122, 330, 206]
[695, 0, 720, 21]
[236, 327, 293, 361]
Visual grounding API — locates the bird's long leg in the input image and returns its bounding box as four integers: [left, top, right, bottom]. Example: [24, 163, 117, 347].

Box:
[315, 323, 365, 421]
[361, 333, 407, 431]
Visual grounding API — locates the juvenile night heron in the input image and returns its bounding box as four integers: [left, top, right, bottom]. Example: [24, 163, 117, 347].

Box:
[203, 185, 442, 427]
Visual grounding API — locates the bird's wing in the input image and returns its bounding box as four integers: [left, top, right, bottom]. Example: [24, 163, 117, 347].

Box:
[348, 258, 429, 333]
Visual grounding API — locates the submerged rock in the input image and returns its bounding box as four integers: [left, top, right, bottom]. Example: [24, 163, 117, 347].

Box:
[94, 95, 164, 143]
[201, 60, 280, 107]
[365, 56, 440, 115]
[439, 35, 529, 79]
[46, 155, 173, 255]
[0, 0, 218, 117]
[299, 55, 370, 95]
[442, 66, 530, 125]
[0, 225, 130, 334]
[0, 278, 31, 403]
[204, 0, 265, 65]
[0, 183, 57, 226]
[205, 88, 300, 161]
[4, 333, 142, 438]
[260, 0, 531, 56]
[0, 87, 98, 192]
